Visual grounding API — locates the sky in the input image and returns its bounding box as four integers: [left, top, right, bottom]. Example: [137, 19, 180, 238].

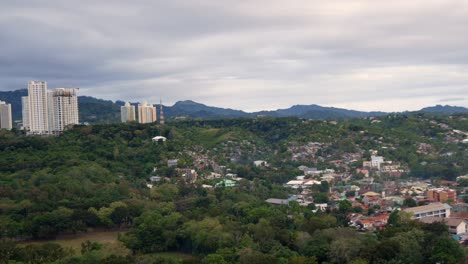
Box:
[0, 0, 467, 112]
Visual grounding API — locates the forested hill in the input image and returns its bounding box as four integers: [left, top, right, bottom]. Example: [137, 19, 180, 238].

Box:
[418, 105, 468, 114]
[2, 89, 467, 123]
[0, 114, 467, 263]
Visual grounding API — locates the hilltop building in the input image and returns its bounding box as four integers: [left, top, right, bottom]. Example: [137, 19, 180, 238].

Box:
[0, 100, 12, 130]
[121, 102, 136, 122]
[138, 102, 157, 124]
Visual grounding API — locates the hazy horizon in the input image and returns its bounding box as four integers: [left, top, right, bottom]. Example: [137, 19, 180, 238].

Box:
[1, 1, 467, 112]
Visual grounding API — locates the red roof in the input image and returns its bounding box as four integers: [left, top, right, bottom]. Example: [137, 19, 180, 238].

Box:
[451, 212, 468, 219]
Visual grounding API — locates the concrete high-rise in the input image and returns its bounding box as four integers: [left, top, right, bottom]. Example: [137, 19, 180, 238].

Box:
[121, 102, 136, 123]
[159, 100, 165, 125]
[48, 88, 79, 133]
[21, 96, 29, 130]
[27, 81, 49, 134]
[138, 102, 157, 124]
[0, 100, 12, 130]
[22, 81, 79, 134]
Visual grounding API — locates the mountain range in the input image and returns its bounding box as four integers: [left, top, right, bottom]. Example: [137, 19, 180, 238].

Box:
[1, 89, 467, 124]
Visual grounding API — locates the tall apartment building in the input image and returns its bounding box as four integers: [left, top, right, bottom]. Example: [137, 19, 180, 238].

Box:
[22, 81, 79, 134]
[27, 81, 49, 134]
[121, 102, 136, 122]
[21, 96, 30, 130]
[427, 188, 457, 203]
[138, 102, 157, 124]
[0, 100, 12, 130]
[159, 100, 165, 125]
[48, 88, 79, 133]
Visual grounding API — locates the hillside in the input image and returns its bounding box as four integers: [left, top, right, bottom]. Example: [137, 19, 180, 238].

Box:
[0, 114, 467, 263]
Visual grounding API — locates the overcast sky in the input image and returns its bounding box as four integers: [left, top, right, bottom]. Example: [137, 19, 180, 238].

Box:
[1, 0, 467, 112]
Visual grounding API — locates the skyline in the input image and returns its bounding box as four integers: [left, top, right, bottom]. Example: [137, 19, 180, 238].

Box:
[1, 1, 468, 112]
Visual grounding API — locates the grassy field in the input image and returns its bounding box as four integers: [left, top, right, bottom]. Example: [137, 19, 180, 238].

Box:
[147, 252, 200, 262]
[192, 128, 238, 147]
[19, 230, 130, 256]
[18, 231, 200, 261]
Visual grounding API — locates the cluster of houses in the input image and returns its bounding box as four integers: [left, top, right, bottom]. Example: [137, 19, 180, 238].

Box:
[360, 153, 408, 178]
[264, 160, 468, 244]
[288, 142, 328, 162]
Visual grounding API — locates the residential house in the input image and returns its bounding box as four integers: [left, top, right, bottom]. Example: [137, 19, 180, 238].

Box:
[167, 159, 178, 167]
[419, 217, 468, 235]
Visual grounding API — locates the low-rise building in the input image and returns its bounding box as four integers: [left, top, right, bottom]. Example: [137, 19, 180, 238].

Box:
[453, 203, 468, 213]
[215, 179, 238, 188]
[419, 217, 468, 235]
[167, 159, 178, 167]
[152, 136, 167, 142]
[253, 160, 268, 167]
[404, 203, 451, 219]
[427, 188, 456, 203]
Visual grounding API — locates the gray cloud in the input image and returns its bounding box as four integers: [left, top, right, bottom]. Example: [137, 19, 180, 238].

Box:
[1, 0, 468, 112]
[439, 97, 465, 102]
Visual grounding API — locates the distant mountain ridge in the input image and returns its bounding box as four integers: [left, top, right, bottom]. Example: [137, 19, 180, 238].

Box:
[1, 89, 467, 123]
[255, 104, 386, 119]
[418, 105, 468, 114]
[165, 100, 250, 119]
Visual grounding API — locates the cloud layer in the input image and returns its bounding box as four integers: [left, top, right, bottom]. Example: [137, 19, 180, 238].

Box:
[1, 0, 467, 111]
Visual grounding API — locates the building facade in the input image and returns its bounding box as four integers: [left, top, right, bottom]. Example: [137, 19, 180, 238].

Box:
[121, 102, 136, 122]
[404, 203, 451, 219]
[21, 96, 29, 130]
[427, 188, 457, 203]
[159, 100, 165, 125]
[22, 81, 79, 134]
[371, 155, 384, 169]
[48, 88, 79, 133]
[27, 81, 49, 134]
[0, 100, 12, 130]
[138, 102, 157, 124]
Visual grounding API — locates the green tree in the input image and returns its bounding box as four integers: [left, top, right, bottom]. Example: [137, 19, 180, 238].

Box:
[80, 240, 102, 254]
[0, 239, 17, 264]
[403, 198, 417, 208]
[203, 254, 227, 264]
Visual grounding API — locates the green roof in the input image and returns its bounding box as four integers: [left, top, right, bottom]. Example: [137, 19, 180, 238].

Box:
[215, 179, 238, 188]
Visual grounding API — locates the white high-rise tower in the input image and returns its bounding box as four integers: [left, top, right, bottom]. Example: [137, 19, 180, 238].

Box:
[121, 102, 136, 123]
[49, 88, 79, 133]
[27, 81, 49, 134]
[22, 81, 79, 134]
